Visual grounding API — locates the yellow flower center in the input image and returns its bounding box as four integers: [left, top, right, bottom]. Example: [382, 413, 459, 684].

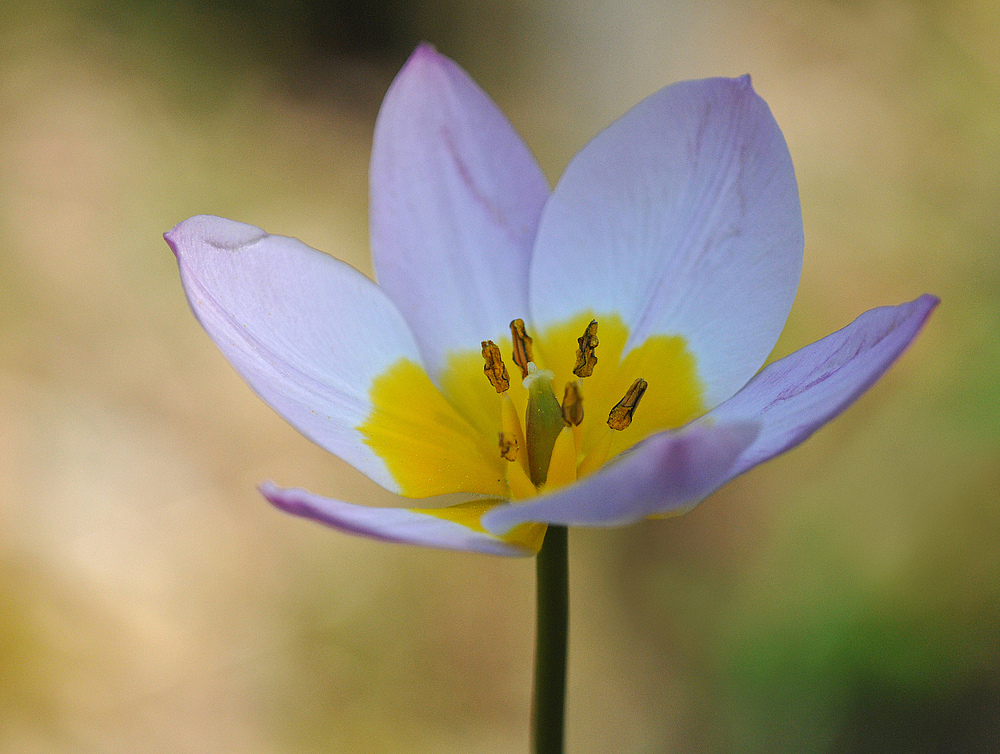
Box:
[358, 313, 705, 501]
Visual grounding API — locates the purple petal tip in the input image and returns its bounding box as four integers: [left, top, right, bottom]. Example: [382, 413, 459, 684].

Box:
[404, 42, 447, 74]
[905, 294, 940, 333]
[919, 293, 941, 322]
[163, 228, 179, 257]
[259, 482, 323, 524]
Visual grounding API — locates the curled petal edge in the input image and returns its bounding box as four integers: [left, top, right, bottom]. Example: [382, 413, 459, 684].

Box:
[705, 293, 939, 483]
[260, 482, 544, 557]
[166, 214, 425, 494]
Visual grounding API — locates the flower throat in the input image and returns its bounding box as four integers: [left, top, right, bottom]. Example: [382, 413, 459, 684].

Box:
[358, 312, 705, 500]
[481, 319, 648, 493]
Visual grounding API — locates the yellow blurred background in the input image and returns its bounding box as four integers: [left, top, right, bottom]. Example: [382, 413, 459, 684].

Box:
[1, 0, 997, 750]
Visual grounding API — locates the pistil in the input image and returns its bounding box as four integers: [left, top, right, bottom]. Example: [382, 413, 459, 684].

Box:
[524, 365, 566, 488]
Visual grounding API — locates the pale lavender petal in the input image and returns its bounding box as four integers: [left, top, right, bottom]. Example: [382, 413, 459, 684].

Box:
[706, 294, 939, 482]
[370, 44, 550, 377]
[261, 482, 535, 557]
[530, 76, 803, 408]
[166, 215, 423, 493]
[482, 422, 760, 533]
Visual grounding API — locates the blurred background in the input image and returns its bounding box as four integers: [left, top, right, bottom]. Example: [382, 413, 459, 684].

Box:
[1, 0, 996, 750]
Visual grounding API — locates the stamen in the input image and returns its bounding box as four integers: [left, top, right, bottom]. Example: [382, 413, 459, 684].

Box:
[608, 378, 648, 430]
[501, 394, 529, 477]
[561, 381, 584, 426]
[481, 340, 510, 393]
[545, 427, 578, 490]
[573, 319, 599, 377]
[499, 431, 518, 461]
[506, 455, 537, 499]
[509, 319, 534, 378]
[577, 427, 613, 478]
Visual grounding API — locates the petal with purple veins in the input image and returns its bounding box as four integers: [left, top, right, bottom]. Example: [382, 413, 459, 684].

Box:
[705, 294, 939, 484]
[370, 44, 550, 377]
[530, 76, 803, 408]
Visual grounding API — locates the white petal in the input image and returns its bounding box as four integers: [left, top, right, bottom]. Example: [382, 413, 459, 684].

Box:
[370, 44, 550, 377]
[166, 215, 422, 492]
[530, 76, 803, 407]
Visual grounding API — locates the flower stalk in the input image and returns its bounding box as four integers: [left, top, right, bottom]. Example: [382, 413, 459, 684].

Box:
[533, 525, 569, 754]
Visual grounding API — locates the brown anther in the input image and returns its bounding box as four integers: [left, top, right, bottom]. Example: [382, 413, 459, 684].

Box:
[573, 319, 599, 377]
[509, 319, 534, 378]
[499, 431, 518, 461]
[481, 340, 510, 392]
[608, 378, 648, 431]
[561, 381, 584, 426]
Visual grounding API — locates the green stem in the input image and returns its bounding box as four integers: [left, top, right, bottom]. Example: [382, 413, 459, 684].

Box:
[532, 525, 568, 754]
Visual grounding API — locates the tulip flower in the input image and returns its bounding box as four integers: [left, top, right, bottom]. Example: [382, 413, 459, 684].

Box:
[166, 45, 934, 555]
[166, 45, 935, 752]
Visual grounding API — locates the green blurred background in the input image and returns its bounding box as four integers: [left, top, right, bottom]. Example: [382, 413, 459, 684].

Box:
[1, 0, 996, 750]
